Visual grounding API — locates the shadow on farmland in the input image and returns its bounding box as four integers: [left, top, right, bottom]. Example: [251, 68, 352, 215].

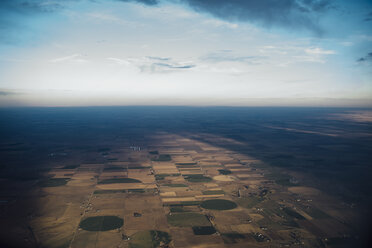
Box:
[0, 106, 371, 247]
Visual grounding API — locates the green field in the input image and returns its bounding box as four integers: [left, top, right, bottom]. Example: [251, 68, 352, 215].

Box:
[176, 165, 199, 169]
[62, 165, 79, 169]
[175, 162, 197, 166]
[94, 189, 127, 194]
[167, 201, 201, 207]
[184, 174, 212, 182]
[201, 199, 237, 210]
[38, 178, 70, 187]
[192, 226, 216, 235]
[170, 207, 187, 213]
[163, 183, 188, 187]
[79, 216, 123, 231]
[151, 154, 172, 161]
[167, 213, 210, 227]
[202, 190, 225, 195]
[98, 178, 141, 184]
[218, 169, 232, 175]
[155, 174, 180, 180]
[103, 166, 125, 171]
[129, 230, 171, 248]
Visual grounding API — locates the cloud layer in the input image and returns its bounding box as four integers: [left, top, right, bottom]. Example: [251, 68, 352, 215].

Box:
[181, 0, 331, 33]
[0, 0, 333, 38]
[120, 0, 332, 33]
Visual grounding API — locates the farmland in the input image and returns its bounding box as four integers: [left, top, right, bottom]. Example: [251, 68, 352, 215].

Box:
[0, 107, 370, 247]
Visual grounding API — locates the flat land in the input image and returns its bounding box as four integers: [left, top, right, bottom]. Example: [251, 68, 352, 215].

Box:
[0, 107, 370, 248]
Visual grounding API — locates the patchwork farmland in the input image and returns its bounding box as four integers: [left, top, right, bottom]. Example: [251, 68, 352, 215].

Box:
[1, 132, 363, 248]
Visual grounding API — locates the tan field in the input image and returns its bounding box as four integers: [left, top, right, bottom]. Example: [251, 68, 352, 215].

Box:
[96, 183, 156, 190]
[161, 197, 197, 202]
[213, 175, 235, 181]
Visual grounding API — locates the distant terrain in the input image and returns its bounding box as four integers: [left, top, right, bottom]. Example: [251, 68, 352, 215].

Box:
[0, 107, 371, 248]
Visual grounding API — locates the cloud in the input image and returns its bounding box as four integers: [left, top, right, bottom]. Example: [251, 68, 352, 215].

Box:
[117, 0, 159, 6]
[202, 19, 238, 29]
[139, 57, 196, 73]
[357, 52, 372, 62]
[0, 0, 67, 44]
[147, 56, 171, 61]
[115, 0, 332, 33]
[305, 47, 336, 55]
[180, 0, 332, 33]
[0, 0, 340, 45]
[0, 90, 17, 96]
[108, 56, 195, 73]
[364, 12, 372, 22]
[49, 54, 89, 63]
[201, 50, 264, 64]
[107, 57, 131, 65]
[152, 63, 195, 69]
[0, 0, 64, 14]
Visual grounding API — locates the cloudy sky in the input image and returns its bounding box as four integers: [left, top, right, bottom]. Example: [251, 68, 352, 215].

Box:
[0, 0, 371, 106]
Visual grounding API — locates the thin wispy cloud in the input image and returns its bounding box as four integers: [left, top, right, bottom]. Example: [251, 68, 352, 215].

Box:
[0, 90, 18, 96]
[49, 54, 89, 63]
[305, 47, 336, 55]
[201, 50, 264, 65]
[107, 56, 195, 73]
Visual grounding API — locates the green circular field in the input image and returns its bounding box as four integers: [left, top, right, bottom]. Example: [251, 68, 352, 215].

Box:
[129, 230, 171, 248]
[201, 199, 237, 210]
[79, 216, 123, 231]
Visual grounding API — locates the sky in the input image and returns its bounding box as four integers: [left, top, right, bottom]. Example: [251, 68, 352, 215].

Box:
[0, 0, 371, 107]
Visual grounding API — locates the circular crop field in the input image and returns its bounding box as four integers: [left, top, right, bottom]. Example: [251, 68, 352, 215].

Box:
[129, 230, 171, 248]
[79, 216, 123, 231]
[201, 199, 237, 210]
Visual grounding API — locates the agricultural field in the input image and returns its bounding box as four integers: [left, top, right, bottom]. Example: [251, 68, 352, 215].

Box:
[0, 107, 370, 247]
